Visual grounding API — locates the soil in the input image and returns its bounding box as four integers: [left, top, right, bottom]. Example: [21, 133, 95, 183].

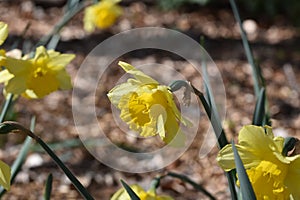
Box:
[0, 0, 299, 199]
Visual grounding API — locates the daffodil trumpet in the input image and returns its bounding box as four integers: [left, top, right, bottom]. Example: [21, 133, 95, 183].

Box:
[108, 61, 191, 147]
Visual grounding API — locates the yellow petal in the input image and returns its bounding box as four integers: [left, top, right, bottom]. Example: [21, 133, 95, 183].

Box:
[83, 6, 96, 32]
[159, 85, 192, 127]
[56, 70, 72, 90]
[0, 22, 8, 46]
[118, 61, 158, 84]
[22, 90, 38, 99]
[107, 80, 139, 106]
[238, 125, 282, 162]
[0, 49, 6, 66]
[6, 76, 27, 94]
[34, 46, 48, 60]
[285, 157, 300, 199]
[164, 111, 185, 147]
[0, 160, 11, 191]
[46, 49, 60, 58]
[217, 144, 260, 171]
[110, 184, 146, 200]
[4, 57, 31, 75]
[157, 114, 166, 139]
[48, 54, 75, 71]
[0, 69, 14, 83]
[148, 104, 167, 138]
[273, 136, 285, 154]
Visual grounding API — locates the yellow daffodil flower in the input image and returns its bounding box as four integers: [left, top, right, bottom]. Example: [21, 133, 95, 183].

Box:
[0, 160, 11, 191]
[0, 21, 8, 67]
[83, 0, 122, 32]
[0, 22, 8, 46]
[0, 46, 75, 98]
[111, 184, 174, 200]
[217, 125, 300, 199]
[107, 61, 190, 147]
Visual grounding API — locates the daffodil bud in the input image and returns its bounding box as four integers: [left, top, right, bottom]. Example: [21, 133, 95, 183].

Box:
[168, 80, 192, 106]
[282, 137, 298, 156]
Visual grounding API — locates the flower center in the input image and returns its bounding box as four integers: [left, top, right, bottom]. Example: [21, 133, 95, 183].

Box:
[127, 88, 168, 127]
[245, 160, 289, 199]
[33, 67, 46, 78]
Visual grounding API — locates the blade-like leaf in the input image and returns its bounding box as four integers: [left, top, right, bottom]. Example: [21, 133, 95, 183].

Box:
[120, 179, 140, 200]
[252, 88, 266, 126]
[44, 173, 53, 200]
[199, 38, 237, 200]
[229, 0, 261, 96]
[232, 141, 256, 200]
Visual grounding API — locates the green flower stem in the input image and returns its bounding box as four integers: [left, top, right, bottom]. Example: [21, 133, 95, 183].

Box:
[0, 94, 14, 123]
[152, 172, 216, 200]
[190, 85, 228, 148]
[0, 121, 94, 200]
[0, 117, 34, 197]
[190, 85, 238, 200]
[36, 2, 86, 48]
[0, 137, 32, 197]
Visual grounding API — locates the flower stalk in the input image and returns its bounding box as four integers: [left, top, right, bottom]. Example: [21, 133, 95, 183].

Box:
[36, 2, 86, 48]
[0, 121, 94, 200]
[151, 172, 216, 200]
[0, 94, 13, 123]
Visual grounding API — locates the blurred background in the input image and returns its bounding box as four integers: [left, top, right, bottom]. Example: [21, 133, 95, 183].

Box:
[0, 0, 299, 199]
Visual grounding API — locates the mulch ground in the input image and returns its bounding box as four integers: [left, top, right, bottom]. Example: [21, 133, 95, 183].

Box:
[0, 1, 299, 199]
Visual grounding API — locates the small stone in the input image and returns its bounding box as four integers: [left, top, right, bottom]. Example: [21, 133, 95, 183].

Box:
[24, 153, 43, 168]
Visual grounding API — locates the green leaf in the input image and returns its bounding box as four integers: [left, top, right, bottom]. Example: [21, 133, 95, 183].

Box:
[0, 160, 11, 191]
[120, 180, 140, 200]
[44, 173, 53, 200]
[252, 88, 266, 126]
[232, 141, 256, 200]
[229, 0, 262, 97]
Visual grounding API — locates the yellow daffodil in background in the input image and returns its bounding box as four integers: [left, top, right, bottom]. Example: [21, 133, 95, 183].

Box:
[0, 46, 75, 98]
[111, 184, 174, 200]
[0, 22, 8, 46]
[0, 21, 8, 67]
[0, 160, 11, 191]
[107, 61, 190, 147]
[83, 0, 122, 32]
[217, 125, 300, 199]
